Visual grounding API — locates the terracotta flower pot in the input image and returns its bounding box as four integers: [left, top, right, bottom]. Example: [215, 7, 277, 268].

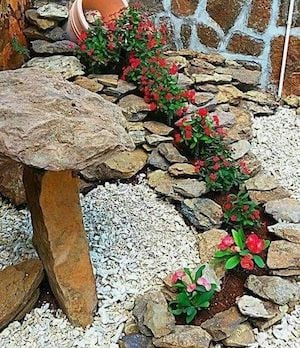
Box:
[66, 0, 128, 42]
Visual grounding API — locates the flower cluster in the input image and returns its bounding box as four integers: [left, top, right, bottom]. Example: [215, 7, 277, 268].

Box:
[223, 192, 261, 229]
[214, 230, 270, 271]
[169, 265, 217, 323]
[174, 109, 228, 158]
[75, 4, 191, 124]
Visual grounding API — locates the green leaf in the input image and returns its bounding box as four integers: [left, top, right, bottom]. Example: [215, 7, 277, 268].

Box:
[192, 289, 216, 307]
[170, 308, 183, 316]
[195, 265, 206, 280]
[214, 250, 232, 258]
[225, 255, 240, 270]
[186, 307, 197, 324]
[253, 255, 265, 268]
[239, 249, 249, 256]
[198, 301, 210, 308]
[184, 268, 194, 283]
[176, 292, 191, 306]
[264, 240, 270, 249]
[232, 229, 245, 249]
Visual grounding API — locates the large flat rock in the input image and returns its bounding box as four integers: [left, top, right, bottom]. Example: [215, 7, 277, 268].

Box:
[0, 68, 134, 171]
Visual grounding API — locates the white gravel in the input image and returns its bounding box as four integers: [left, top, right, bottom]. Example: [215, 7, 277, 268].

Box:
[251, 107, 300, 200]
[0, 178, 199, 347]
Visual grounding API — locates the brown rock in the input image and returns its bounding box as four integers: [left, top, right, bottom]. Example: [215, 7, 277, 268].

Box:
[245, 173, 278, 191]
[248, 187, 290, 204]
[207, 0, 246, 33]
[23, 168, 97, 327]
[157, 143, 187, 163]
[0, 259, 44, 330]
[196, 24, 220, 48]
[270, 36, 300, 96]
[222, 322, 255, 347]
[215, 67, 260, 88]
[25, 9, 57, 30]
[82, 149, 147, 181]
[226, 106, 252, 142]
[0, 0, 28, 70]
[88, 74, 118, 87]
[168, 163, 198, 177]
[0, 68, 134, 171]
[267, 240, 300, 270]
[147, 170, 170, 188]
[0, 156, 26, 205]
[268, 223, 300, 244]
[14, 289, 40, 321]
[216, 85, 243, 104]
[243, 90, 276, 106]
[248, 0, 272, 32]
[171, 0, 199, 17]
[129, 0, 163, 15]
[227, 34, 264, 56]
[201, 306, 247, 341]
[143, 121, 173, 136]
[74, 76, 104, 93]
[251, 305, 288, 330]
[153, 325, 212, 348]
[181, 24, 192, 48]
[277, 0, 300, 27]
[118, 94, 150, 121]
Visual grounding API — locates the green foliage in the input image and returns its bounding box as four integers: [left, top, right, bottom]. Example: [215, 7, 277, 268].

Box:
[11, 37, 30, 58]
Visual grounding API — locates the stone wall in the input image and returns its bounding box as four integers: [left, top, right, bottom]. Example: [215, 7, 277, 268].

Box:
[133, 0, 300, 95]
[0, 0, 29, 70]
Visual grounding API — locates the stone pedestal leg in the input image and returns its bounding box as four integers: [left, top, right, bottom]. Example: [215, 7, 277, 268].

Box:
[23, 166, 97, 327]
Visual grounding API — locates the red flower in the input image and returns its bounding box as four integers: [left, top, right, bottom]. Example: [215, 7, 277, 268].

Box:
[212, 156, 220, 163]
[240, 255, 254, 270]
[204, 127, 211, 136]
[218, 235, 234, 250]
[78, 31, 88, 43]
[209, 173, 217, 181]
[80, 44, 87, 51]
[213, 115, 220, 126]
[243, 205, 249, 211]
[148, 37, 157, 49]
[174, 133, 182, 143]
[107, 42, 115, 51]
[230, 215, 238, 222]
[246, 233, 265, 254]
[240, 160, 251, 175]
[175, 117, 187, 127]
[216, 127, 226, 136]
[149, 102, 157, 111]
[169, 63, 178, 75]
[165, 92, 173, 101]
[213, 163, 220, 171]
[186, 89, 196, 103]
[185, 125, 193, 139]
[194, 160, 205, 168]
[223, 202, 233, 211]
[198, 108, 208, 117]
[176, 108, 184, 117]
[251, 210, 260, 220]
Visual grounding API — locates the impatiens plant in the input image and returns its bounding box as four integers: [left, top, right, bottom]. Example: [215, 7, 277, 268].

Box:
[169, 265, 217, 323]
[174, 109, 228, 159]
[222, 192, 261, 229]
[214, 230, 270, 271]
[194, 156, 250, 192]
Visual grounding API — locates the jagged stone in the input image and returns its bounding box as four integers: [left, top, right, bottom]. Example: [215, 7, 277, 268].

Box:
[222, 322, 255, 347]
[237, 295, 280, 319]
[268, 223, 300, 244]
[144, 121, 173, 136]
[267, 240, 300, 270]
[265, 198, 300, 223]
[157, 143, 188, 163]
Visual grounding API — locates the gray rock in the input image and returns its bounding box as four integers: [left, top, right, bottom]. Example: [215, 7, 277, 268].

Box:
[148, 149, 170, 171]
[230, 140, 251, 160]
[129, 130, 146, 146]
[143, 121, 173, 136]
[173, 179, 207, 198]
[222, 322, 255, 347]
[245, 275, 300, 305]
[0, 68, 134, 171]
[23, 55, 84, 79]
[237, 295, 280, 319]
[180, 198, 223, 230]
[201, 307, 247, 341]
[133, 290, 175, 338]
[215, 66, 260, 88]
[213, 109, 236, 127]
[267, 240, 300, 270]
[265, 198, 300, 223]
[31, 40, 76, 55]
[177, 73, 194, 88]
[243, 90, 277, 107]
[24, 26, 67, 42]
[194, 92, 215, 106]
[157, 143, 187, 163]
[246, 101, 274, 116]
[37, 3, 69, 20]
[118, 95, 150, 122]
[193, 73, 232, 84]
[88, 74, 118, 87]
[25, 9, 57, 30]
[103, 80, 136, 98]
[251, 305, 288, 330]
[146, 134, 173, 146]
[268, 223, 300, 244]
[153, 325, 212, 348]
[120, 334, 154, 348]
[245, 173, 278, 191]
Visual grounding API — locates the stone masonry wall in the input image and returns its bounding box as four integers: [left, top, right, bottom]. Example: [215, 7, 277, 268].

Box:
[132, 0, 300, 95]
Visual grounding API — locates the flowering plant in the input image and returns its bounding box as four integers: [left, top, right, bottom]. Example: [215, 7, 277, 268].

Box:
[174, 109, 228, 159]
[222, 192, 261, 229]
[194, 156, 250, 192]
[75, 4, 192, 124]
[169, 265, 217, 323]
[214, 230, 270, 271]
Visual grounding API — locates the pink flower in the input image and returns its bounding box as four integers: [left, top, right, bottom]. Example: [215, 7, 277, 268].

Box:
[196, 277, 211, 291]
[170, 270, 185, 283]
[187, 283, 197, 293]
[218, 235, 234, 250]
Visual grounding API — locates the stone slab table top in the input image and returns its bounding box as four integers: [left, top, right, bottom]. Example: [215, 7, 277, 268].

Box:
[0, 67, 135, 327]
[0, 68, 135, 170]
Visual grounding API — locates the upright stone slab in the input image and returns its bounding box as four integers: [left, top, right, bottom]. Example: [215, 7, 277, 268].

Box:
[23, 167, 97, 327]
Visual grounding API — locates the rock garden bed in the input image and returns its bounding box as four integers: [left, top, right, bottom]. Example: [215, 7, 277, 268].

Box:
[0, 2, 299, 348]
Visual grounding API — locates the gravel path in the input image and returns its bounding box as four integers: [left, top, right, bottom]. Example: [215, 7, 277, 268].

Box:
[0, 179, 199, 347]
[251, 107, 300, 200]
